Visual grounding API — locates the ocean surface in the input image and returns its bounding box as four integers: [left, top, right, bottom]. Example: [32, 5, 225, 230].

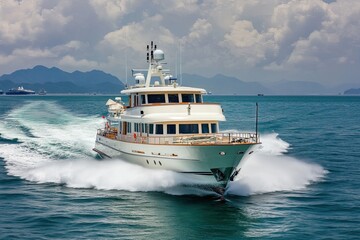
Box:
[0, 95, 359, 239]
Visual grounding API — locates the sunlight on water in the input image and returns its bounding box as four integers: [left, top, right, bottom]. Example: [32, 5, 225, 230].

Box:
[0, 101, 327, 196]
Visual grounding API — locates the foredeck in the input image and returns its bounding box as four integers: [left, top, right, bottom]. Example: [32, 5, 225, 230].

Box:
[97, 129, 259, 145]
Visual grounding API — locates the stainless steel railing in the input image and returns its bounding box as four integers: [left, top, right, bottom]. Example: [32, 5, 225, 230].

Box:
[97, 129, 259, 145]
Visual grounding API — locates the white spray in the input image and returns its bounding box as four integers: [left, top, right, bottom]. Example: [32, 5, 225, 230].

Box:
[0, 102, 327, 196]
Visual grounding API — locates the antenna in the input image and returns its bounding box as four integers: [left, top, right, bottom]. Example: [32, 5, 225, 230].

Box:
[125, 27, 128, 87]
[179, 42, 182, 86]
[175, 46, 178, 78]
[147, 41, 158, 64]
[255, 102, 259, 143]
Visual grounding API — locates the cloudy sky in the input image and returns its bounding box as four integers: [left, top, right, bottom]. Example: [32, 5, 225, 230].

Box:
[0, 0, 359, 86]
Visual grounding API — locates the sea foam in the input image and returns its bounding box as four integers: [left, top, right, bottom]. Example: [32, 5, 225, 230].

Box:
[0, 101, 327, 196]
[226, 133, 326, 196]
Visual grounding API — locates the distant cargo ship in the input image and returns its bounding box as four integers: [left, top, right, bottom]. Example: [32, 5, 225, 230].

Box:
[6, 86, 35, 95]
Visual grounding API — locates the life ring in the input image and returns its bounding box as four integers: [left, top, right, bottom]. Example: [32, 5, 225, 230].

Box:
[133, 133, 137, 139]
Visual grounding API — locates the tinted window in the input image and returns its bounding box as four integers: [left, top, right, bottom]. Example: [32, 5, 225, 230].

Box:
[201, 123, 209, 133]
[141, 95, 146, 104]
[142, 123, 147, 133]
[149, 124, 154, 134]
[211, 123, 217, 133]
[156, 124, 163, 134]
[195, 94, 202, 103]
[182, 94, 194, 103]
[167, 124, 176, 134]
[168, 94, 179, 103]
[179, 124, 199, 134]
[148, 94, 165, 103]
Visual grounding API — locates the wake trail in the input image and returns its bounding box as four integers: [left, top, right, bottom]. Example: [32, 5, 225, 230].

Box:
[0, 101, 327, 196]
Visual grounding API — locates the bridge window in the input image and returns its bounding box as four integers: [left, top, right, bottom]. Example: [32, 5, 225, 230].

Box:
[141, 123, 147, 133]
[134, 123, 139, 132]
[201, 123, 209, 134]
[211, 123, 217, 133]
[167, 124, 176, 134]
[155, 124, 163, 134]
[179, 124, 199, 134]
[134, 94, 139, 106]
[140, 95, 146, 104]
[149, 124, 154, 134]
[168, 94, 179, 103]
[195, 94, 202, 103]
[148, 94, 165, 103]
[119, 121, 122, 134]
[181, 94, 194, 103]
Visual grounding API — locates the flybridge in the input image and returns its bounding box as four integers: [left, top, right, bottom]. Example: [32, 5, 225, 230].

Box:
[128, 41, 177, 89]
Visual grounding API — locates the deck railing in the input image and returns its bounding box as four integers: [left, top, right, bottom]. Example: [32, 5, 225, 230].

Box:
[97, 129, 259, 145]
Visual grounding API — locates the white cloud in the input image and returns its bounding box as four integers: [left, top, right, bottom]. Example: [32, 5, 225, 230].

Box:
[0, 54, 15, 65]
[221, 20, 277, 65]
[89, 0, 139, 21]
[51, 41, 89, 55]
[182, 18, 212, 44]
[154, 0, 199, 14]
[1, 0, 360, 85]
[0, 0, 71, 44]
[59, 55, 99, 71]
[101, 15, 175, 53]
[266, 0, 360, 71]
[12, 48, 56, 58]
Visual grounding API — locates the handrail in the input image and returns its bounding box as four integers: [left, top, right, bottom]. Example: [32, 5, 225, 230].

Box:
[97, 129, 259, 145]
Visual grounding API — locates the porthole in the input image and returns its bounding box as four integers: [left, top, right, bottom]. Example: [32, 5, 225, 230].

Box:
[219, 151, 226, 156]
[249, 151, 254, 155]
[146, 160, 149, 164]
[237, 151, 244, 155]
[159, 161, 162, 166]
[154, 160, 157, 165]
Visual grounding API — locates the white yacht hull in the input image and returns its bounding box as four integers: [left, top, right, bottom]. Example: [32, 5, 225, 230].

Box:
[94, 134, 256, 187]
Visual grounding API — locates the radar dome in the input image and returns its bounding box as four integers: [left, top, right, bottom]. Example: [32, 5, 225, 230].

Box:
[134, 73, 145, 85]
[153, 49, 165, 61]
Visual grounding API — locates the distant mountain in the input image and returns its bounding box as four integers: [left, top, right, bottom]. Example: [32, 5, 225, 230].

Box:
[181, 73, 270, 95]
[0, 65, 353, 95]
[344, 88, 360, 94]
[0, 65, 125, 94]
[263, 80, 333, 95]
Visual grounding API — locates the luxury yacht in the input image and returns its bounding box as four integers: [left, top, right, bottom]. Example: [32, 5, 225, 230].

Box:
[6, 86, 35, 95]
[93, 42, 260, 188]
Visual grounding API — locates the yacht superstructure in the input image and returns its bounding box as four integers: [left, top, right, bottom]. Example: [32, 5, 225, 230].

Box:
[93, 42, 260, 188]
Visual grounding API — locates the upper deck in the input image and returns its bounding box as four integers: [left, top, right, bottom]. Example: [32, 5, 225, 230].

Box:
[122, 41, 207, 97]
[121, 85, 207, 95]
[122, 102, 225, 122]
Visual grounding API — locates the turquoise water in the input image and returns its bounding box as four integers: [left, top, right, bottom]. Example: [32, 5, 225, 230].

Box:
[0, 95, 359, 239]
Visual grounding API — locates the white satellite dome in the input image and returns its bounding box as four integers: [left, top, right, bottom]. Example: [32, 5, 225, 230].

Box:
[153, 49, 165, 61]
[134, 73, 145, 85]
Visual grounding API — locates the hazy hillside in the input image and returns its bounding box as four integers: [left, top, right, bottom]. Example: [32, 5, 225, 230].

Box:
[263, 80, 333, 95]
[344, 88, 360, 94]
[181, 73, 270, 95]
[0, 65, 125, 94]
[0, 65, 351, 95]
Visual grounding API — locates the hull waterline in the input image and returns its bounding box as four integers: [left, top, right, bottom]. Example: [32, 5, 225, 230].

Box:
[94, 135, 257, 187]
